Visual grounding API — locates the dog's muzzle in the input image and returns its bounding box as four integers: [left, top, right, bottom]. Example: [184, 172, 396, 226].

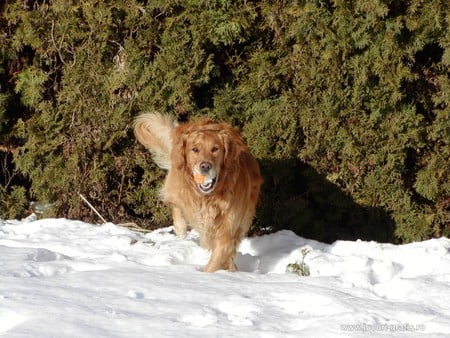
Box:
[198, 177, 217, 194]
[194, 162, 217, 194]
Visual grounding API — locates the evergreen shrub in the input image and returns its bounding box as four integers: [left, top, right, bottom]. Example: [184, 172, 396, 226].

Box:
[0, 0, 448, 242]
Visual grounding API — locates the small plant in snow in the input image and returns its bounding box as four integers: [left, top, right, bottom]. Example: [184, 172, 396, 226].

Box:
[286, 248, 311, 277]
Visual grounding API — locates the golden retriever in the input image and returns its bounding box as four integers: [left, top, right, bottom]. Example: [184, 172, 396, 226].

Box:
[134, 113, 262, 272]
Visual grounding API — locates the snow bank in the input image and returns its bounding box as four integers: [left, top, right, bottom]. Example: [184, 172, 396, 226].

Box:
[1, 216, 449, 337]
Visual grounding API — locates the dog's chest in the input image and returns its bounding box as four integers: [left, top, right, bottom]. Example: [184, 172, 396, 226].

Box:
[188, 198, 225, 229]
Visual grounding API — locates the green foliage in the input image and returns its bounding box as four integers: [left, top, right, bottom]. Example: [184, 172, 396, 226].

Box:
[0, 0, 448, 242]
[286, 248, 311, 277]
[14, 66, 47, 107]
[0, 185, 28, 219]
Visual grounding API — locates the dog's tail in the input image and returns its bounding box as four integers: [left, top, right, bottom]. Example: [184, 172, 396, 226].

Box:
[134, 113, 177, 170]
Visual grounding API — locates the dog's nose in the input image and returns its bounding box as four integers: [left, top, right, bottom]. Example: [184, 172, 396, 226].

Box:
[200, 161, 212, 174]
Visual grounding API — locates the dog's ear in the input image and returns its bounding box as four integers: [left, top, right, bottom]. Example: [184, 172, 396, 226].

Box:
[171, 125, 187, 171]
[219, 124, 247, 167]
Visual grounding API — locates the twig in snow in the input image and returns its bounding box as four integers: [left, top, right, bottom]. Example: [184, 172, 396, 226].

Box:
[78, 193, 108, 224]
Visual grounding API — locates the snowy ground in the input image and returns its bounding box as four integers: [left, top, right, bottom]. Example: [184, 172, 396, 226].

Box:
[1, 216, 449, 337]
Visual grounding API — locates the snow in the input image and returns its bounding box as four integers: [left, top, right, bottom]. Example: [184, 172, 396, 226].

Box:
[1, 216, 450, 337]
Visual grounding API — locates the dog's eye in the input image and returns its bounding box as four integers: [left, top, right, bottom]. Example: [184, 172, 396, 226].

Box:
[211, 146, 219, 153]
[192, 147, 199, 153]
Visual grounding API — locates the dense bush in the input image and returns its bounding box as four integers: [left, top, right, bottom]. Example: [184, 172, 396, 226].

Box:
[0, 0, 448, 242]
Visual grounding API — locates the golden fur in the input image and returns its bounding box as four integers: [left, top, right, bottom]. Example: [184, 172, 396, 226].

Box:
[134, 113, 262, 272]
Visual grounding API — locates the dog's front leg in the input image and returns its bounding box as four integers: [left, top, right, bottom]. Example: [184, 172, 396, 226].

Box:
[172, 206, 187, 237]
[204, 234, 237, 272]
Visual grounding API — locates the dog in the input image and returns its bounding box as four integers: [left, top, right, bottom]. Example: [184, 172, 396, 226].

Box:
[134, 113, 262, 272]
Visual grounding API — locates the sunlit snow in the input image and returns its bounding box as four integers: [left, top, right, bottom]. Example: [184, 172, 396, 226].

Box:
[1, 216, 449, 337]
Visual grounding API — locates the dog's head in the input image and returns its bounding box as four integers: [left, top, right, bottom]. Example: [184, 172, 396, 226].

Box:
[171, 118, 246, 195]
